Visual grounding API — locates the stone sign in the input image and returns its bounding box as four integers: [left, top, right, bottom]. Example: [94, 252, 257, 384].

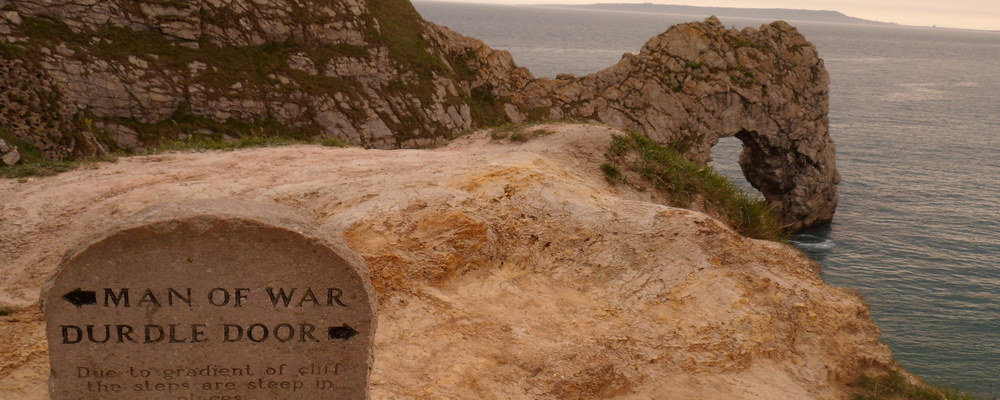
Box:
[42, 199, 376, 400]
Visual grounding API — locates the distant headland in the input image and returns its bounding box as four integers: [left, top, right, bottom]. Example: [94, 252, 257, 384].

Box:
[538, 3, 895, 25]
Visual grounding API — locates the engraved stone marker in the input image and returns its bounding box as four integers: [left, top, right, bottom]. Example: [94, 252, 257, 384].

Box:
[42, 199, 376, 400]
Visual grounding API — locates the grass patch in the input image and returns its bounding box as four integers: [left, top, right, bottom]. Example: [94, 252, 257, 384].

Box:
[600, 162, 625, 184]
[149, 134, 347, 153]
[366, 0, 446, 74]
[1, 131, 349, 179]
[0, 126, 48, 164]
[0, 307, 18, 317]
[468, 87, 509, 128]
[93, 103, 331, 150]
[151, 135, 304, 152]
[603, 131, 785, 241]
[850, 371, 986, 400]
[0, 42, 25, 56]
[317, 137, 349, 147]
[0, 155, 116, 179]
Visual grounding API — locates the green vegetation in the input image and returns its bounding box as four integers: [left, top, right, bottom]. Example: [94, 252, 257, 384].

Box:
[364, 0, 457, 141]
[100, 103, 329, 147]
[7, 15, 372, 152]
[684, 60, 704, 69]
[0, 131, 347, 179]
[0, 155, 116, 179]
[467, 87, 509, 128]
[851, 371, 986, 400]
[600, 162, 624, 184]
[150, 135, 345, 153]
[724, 32, 768, 50]
[0, 126, 47, 164]
[0, 124, 118, 178]
[17, 16, 358, 93]
[366, 0, 446, 74]
[524, 106, 552, 122]
[2, 14, 387, 179]
[788, 43, 810, 52]
[364, 0, 521, 132]
[728, 65, 757, 88]
[0, 307, 19, 317]
[0, 41, 25, 56]
[603, 131, 785, 241]
[733, 65, 754, 78]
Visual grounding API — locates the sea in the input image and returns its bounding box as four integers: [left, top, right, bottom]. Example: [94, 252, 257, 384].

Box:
[413, 1, 1000, 396]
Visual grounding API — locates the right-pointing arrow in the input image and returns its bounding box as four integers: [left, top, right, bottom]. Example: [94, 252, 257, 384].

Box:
[63, 288, 97, 308]
[328, 324, 359, 341]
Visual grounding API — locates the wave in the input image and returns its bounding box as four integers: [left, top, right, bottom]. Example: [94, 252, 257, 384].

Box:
[789, 234, 836, 250]
[879, 84, 947, 102]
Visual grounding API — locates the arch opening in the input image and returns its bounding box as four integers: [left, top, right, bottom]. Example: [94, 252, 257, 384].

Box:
[709, 136, 764, 200]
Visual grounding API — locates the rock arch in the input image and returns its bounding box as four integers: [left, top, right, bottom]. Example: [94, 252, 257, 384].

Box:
[450, 17, 841, 230]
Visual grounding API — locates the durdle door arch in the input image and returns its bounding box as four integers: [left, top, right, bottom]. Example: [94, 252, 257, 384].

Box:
[494, 18, 841, 230]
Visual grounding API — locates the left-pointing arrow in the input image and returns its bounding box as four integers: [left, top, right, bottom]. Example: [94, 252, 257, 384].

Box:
[63, 288, 97, 307]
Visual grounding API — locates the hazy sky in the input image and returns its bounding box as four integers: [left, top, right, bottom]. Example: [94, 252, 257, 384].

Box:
[438, 0, 1000, 31]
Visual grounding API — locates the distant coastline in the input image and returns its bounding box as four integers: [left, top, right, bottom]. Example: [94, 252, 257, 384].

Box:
[535, 3, 895, 25]
[412, 1, 1000, 32]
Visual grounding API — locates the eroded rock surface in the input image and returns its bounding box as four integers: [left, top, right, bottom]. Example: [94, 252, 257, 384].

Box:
[0, 0, 836, 227]
[0, 124, 890, 399]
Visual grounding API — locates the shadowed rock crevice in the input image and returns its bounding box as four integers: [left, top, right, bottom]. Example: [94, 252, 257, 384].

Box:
[0, 1, 837, 229]
[735, 127, 839, 230]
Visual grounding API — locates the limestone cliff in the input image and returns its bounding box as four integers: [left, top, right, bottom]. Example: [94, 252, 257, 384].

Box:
[0, 0, 836, 228]
[0, 124, 891, 399]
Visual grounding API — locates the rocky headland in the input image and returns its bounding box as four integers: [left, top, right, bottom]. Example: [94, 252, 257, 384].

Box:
[1, 124, 892, 399]
[0, 0, 917, 398]
[0, 0, 836, 230]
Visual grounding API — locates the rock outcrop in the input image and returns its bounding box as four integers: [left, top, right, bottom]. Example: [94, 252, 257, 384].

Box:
[0, 124, 892, 399]
[0, 0, 474, 154]
[428, 18, 839, 230]
[0, 0, 837, 229]
[0, 138, 20, 165]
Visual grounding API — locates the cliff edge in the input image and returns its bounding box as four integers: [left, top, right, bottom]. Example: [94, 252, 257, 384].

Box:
[0, 0, 837, 230]
[0, 124, 889, 399]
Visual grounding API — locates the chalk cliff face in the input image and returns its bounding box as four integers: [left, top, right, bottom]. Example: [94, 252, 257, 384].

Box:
[0, 0, 836, 228]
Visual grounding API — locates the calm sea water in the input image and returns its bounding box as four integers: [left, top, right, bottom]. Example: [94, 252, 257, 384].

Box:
[415, 1, 1000, 395]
